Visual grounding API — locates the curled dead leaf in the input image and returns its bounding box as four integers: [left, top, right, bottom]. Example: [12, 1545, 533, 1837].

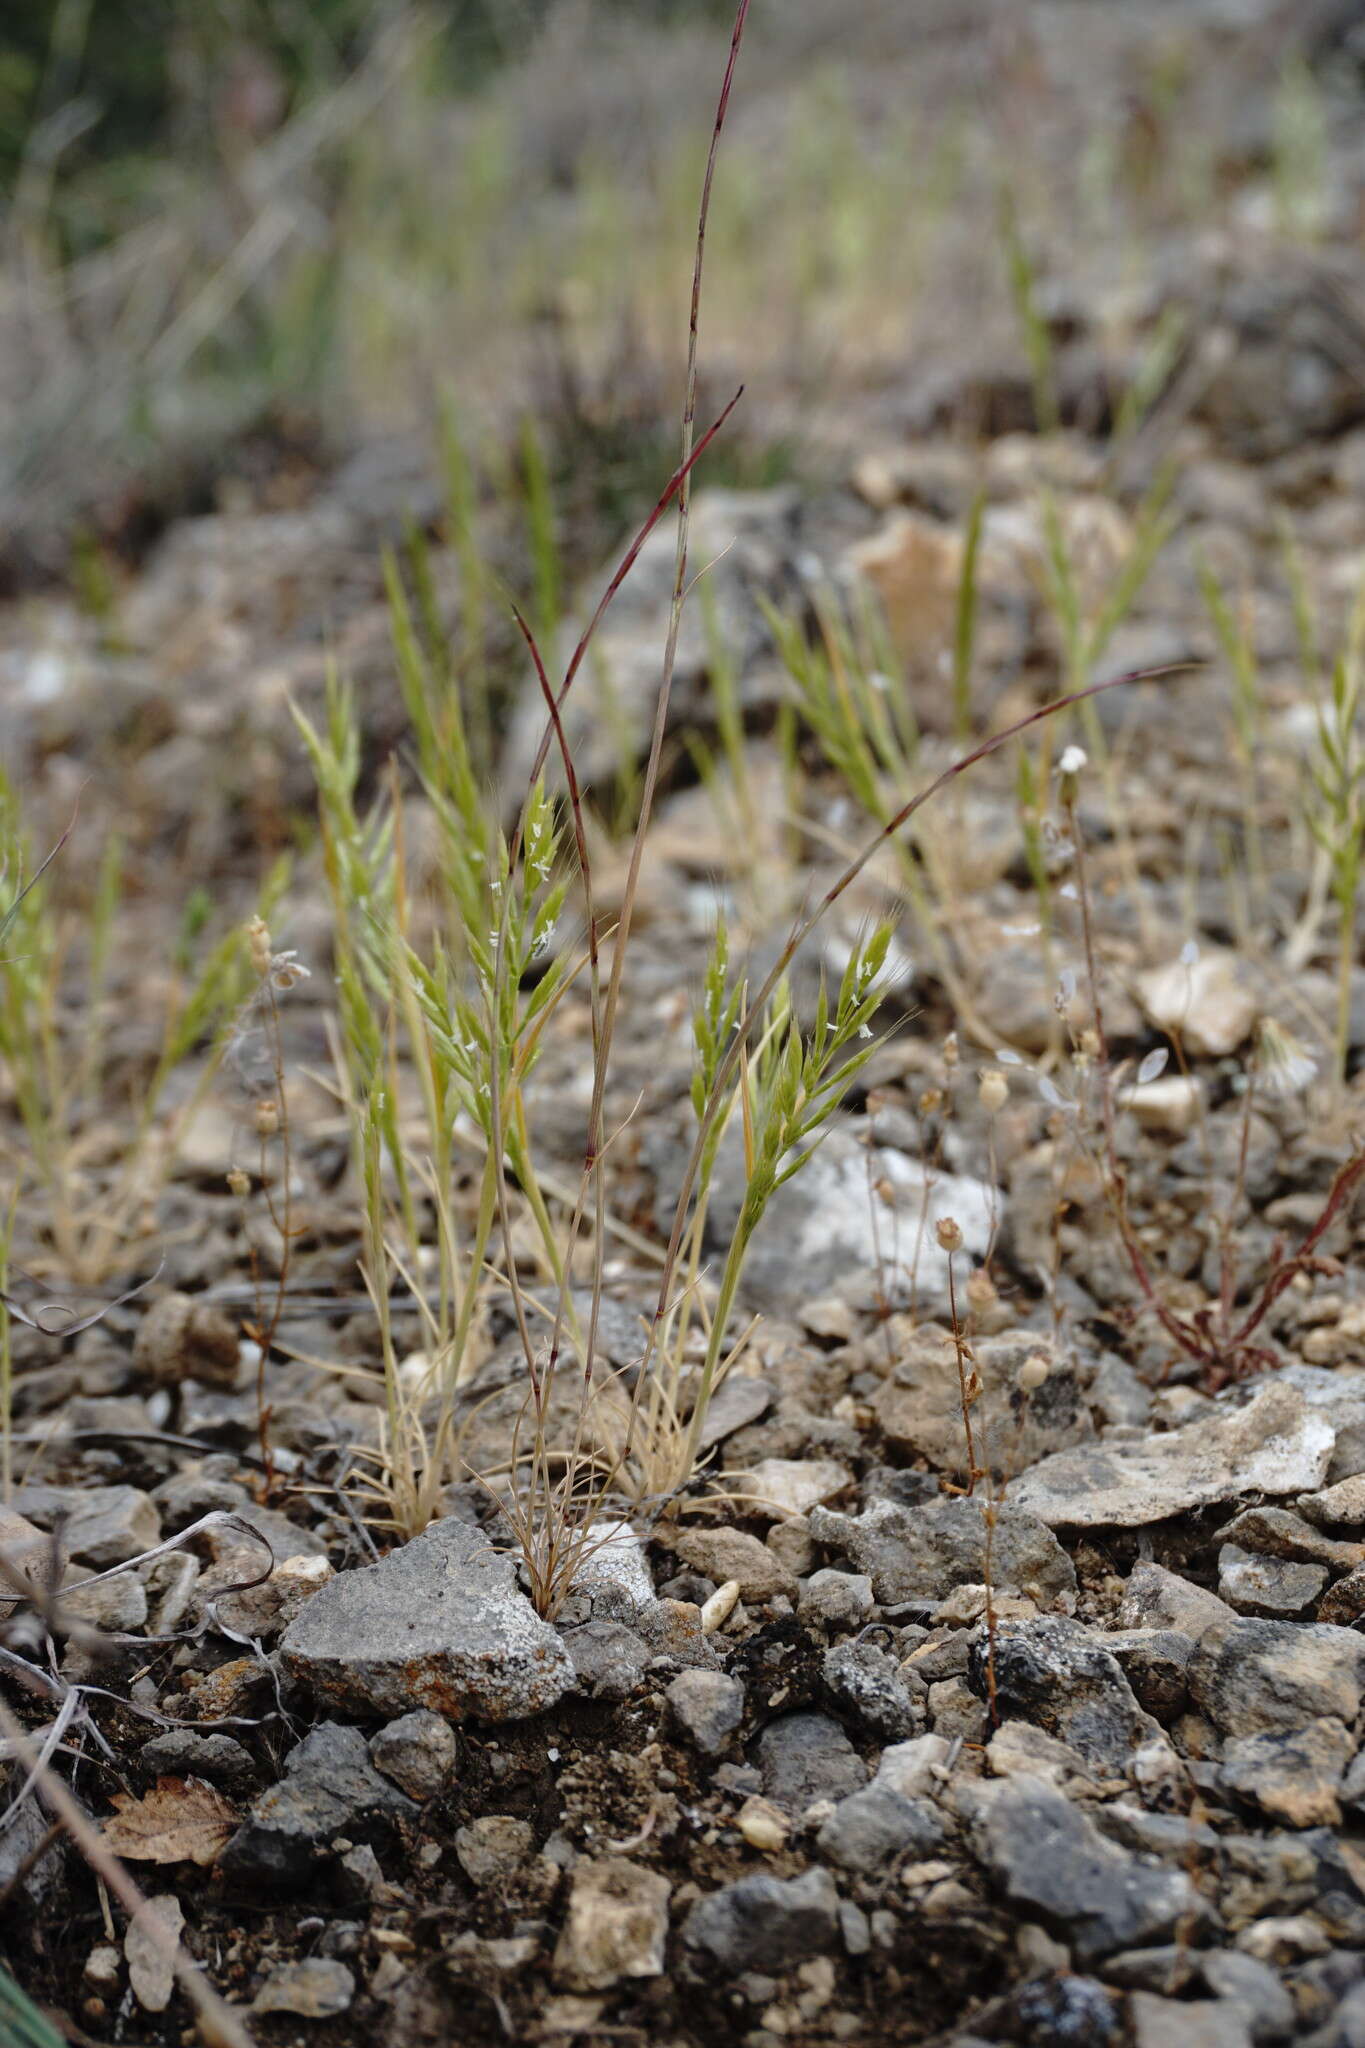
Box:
[102, 1777, 239, 1867]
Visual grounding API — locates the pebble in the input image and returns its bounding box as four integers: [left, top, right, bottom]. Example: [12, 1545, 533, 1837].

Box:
[454, 1815, 534, 1885]
[799, 1569, 874, 1632]
[565, 1620, 651, 1700]
[251, 1959, 355, 2018]
[683, 1867, 842, 1976]
[1218, 1546, 1329, 1619]
[673, 1527, 795, 1602]
[873, 1328, 1092, 1482]
[816, 1783, 944, 1874]
[740, 1458, 853, 1518]
[552, 1857, 671, 1990]
[1008, 1384, 1335, 1529]
[218, 1723, 415, 1886]
[822, 1639, 922, 1741]
[369, 1710, 458, 1801]
[665, 1669, 745, 1755]
[1119, 1561, 1237, 1636]
[969, 1616, 1172, 1779]
[140, 1729, 258, 1798]
[1128, 1992, 1253, 2048]
[14, 1483, 160, 1567]
[755, 1712, 867, 1814]
[1219, 1719, 1354, 1828]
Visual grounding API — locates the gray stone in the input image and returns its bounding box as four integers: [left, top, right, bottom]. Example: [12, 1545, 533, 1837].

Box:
[0, 1771, 66, 1910]
[1188, 1619, 1365, 1736]
[14, 1483, 160, 1567]
[705, 1123, 996, 1319]
[1014, 1977, 1120, 2042]
[1119, 1562, 1236, 1637]
[968, 1617, 1171, 1778]
[816, 1783, 944, 1873]
[1219, 1546, 1329, 1619]
[798, 1569, 875, 1631]
[61, 1568, 148, 1633]
[565, 1620, 651, 1701]
[369, 1710, 457, 1801]
[252, 1960, 355, 2018]
[683, 1866, 841, 1976]
[1008, 1384, 1334, 1529]
[1199, 1949, 1296, 2044]
[665, 1669, 745, 1755]
[633, 1597, 719, 1669]
[754, 1711, 867, 1814]
[219, 1723, 414, 1885]
[1104, 1629, 1195, 1720]
[552, 1856, 671, 1990]
[672, 1526, 794, 1602]
[570, 1522, 654, 1613]
[874, 1328, 1092, 1483]
[967, 1775, 1199, 1962]
[280, 1518, 574, 1722]
[1218, 1507, 1364, 1572]
[929, 1675, 990, 1742]
[986, 1719, 1091, 1789]
[1219, 1719, 1353, 1828]
[807, 1497, 1075, 1607]
[1129, 1994, 1253, 2048]
[454, 1815, 534, 1885]
[1300, 1476, 1365, 1529]
[873, 1734, 952, 1799]
[140, 1729, 258, 1798]
[821, 1640, 921, 1742]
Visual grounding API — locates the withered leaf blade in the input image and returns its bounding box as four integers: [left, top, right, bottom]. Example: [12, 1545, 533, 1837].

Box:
[102, 1777, 239, 1867]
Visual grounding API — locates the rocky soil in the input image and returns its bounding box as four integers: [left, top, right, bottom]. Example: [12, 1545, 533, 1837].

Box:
[10, 3, 1365, 2046]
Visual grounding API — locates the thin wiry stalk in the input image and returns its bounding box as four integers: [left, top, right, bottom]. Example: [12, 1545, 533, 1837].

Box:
[637, 665, 1191, 1389]
[0, 1695, 253, 2048]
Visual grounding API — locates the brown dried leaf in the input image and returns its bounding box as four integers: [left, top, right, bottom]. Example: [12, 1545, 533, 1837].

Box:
[102, 1777, 239, 1867]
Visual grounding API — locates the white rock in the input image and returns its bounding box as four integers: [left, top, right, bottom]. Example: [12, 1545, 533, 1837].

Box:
[739, 1458, 853, 1519]
[1134, 950, 1258, 1058]
[1008, 1383, 1334, 1529]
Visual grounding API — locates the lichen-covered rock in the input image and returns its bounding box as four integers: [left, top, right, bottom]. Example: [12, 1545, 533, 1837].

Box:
[280, 1518, 574, 1722]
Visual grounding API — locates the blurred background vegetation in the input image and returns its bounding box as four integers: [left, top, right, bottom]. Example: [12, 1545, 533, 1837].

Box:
[0, 0, 1356, 584]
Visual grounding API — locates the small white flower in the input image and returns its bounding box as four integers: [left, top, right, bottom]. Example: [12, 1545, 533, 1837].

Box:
[1058, 745, 1088, 777]
[1255, 1018, 1317, 1099]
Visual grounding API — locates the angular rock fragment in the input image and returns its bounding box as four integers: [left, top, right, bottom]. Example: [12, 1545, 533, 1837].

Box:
[808, 1497, 1075, 1607]
[968, 1617, 1174, 1779]
[219, 1724, 414, 1885]
[1219, 1718, 1353, 1828]
[1188, 1619, 1365, 1736]
[683, 1867, 841, 1975]
[280, 1518, 574, 1721]
[966, 1775, 1199, 1961]
[874, 1328, 1092, 1481]
[1008, 1384, 1334, 1529]
[665, 1669, 745, 1755]
[553, 1858, 671, 1990]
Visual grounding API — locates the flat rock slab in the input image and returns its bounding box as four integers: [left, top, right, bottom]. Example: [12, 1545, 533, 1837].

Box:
[1007, 1384, 1334, 1529]
[281, 1517, 574, 1722]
